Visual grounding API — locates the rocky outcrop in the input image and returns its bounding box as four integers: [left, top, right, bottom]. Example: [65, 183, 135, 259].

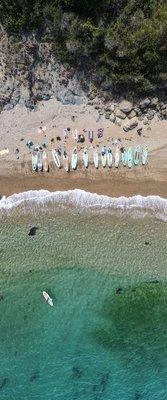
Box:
[0, 27, 87, 112]
[0, 25, 167, 133]
[101, 96, 167, 131]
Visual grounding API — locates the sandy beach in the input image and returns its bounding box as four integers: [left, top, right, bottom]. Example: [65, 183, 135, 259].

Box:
[0, 98, 167, 198]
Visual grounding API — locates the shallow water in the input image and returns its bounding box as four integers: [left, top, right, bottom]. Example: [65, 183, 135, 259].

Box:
[0, 203, 167, 400]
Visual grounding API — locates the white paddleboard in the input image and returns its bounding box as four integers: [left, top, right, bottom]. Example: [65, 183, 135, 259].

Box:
[52, 149, 61, 168]
[32, 152, 38, 172]
[93, 151, 99, 169]
[42, 151, 49, 172]
[114, 148, 120, 168]
[101, 149, 107, 167]
[42, 291, 53, 307]
[63, 154, 70, 172]
[83, 150, 89, 168]
[142, 146, 148, 165]
[71, 149, 78, 170]
[107, 148, 112, 167]
[37, 151, 43, 171]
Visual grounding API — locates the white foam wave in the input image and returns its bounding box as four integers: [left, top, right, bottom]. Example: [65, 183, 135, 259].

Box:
[0, 189, 167, 220]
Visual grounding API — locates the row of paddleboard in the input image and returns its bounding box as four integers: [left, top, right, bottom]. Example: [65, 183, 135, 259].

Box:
[32, 146, 148, 172]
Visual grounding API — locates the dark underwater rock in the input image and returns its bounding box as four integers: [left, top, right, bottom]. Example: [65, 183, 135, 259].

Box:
[134, 391, 142, 400]
[147, 279, 160, 284]
[92, 373, 109, 397]
[72, 366, 83, 379]
[116, 287, 123, 294]
[29, 371, 39, 382]
[0, 378, 9, 390]
[99, 373, 109, 393]
[28, 227, 38, 236]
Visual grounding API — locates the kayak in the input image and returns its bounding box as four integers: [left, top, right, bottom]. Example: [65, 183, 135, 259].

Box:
[32, 152, 38, 172]
[107, 148, 112, 167]
[42, 151, 49, 172]
[42, 291, 53, 307]
[52, 149, 61, 168]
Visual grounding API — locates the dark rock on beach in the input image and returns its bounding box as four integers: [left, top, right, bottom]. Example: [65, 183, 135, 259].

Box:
[28, 227, 38, 236]
[123, 118, 138, 132]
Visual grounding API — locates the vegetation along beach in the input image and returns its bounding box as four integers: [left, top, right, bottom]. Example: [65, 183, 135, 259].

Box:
[0, 1, 167, 399]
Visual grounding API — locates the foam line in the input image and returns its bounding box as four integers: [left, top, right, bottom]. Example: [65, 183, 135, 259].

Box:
[0, 189, 167, 220]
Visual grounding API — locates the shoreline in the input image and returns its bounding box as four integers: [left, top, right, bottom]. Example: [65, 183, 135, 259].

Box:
[1, 164, 167, 199]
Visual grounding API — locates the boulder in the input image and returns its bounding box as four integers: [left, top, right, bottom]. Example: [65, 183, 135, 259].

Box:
[105, 112, 110, 119]
[150, 97, 159, 107]
[115, 109, 126, 119]
[88, 93, 96, 101]
[110, 104, 115, 112]
[139, 98, 151, 109]
[104, 105, 111, 112]
[161, 108, 167, 117]
[115, 117, 122, 126]
[123, 118, 138, 132]
[134, 107, 142, 117]
[138, 115, 144, 121]
[119, 100, 133, 114]
[147, 110, 155, 120]
[110, 113, 116, 123]
[143, 116, 149, 125]
[160, 103, 166, 110]
[147, 114, 154, 121]
[128, 110, 136, 119]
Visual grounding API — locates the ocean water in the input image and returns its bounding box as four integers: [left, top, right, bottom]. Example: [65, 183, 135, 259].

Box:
[0, 190, 167, 400]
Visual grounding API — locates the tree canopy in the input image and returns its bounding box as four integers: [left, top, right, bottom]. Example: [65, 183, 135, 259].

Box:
[1, 0, 167, 94]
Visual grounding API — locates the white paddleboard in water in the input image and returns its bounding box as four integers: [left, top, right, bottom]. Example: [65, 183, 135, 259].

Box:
[42, 291, 53, 306]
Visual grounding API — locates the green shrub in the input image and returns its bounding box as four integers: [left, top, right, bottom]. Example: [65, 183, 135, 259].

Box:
[0, 0, 167, 94]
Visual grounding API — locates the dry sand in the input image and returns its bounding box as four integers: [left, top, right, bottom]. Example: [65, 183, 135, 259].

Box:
[0, 98, 167, 198]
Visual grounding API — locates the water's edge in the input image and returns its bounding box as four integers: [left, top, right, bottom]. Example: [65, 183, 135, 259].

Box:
[0, 189, 167, 220]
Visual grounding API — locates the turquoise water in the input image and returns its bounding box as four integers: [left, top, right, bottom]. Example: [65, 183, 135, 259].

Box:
[0, 205, 167, 399]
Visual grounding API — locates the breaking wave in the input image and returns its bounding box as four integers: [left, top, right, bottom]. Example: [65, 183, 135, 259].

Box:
[0, 189, 167, 220]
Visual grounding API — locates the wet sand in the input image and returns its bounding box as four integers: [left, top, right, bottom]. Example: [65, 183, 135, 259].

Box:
[1, 147, 167, 198]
